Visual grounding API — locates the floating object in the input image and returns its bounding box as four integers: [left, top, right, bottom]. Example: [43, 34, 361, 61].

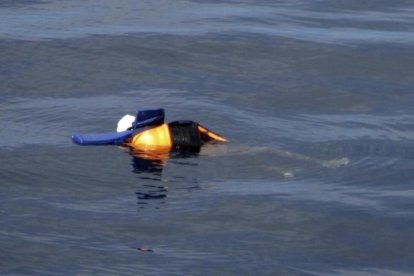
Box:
[72, 108, 227, 153]
[117, 114, 135, 132]
[137, 246, 153, 252]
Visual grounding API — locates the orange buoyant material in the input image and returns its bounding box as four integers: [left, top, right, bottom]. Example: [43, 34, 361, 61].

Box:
[127, 123, 172, 152]
[198, 125, 227, 142]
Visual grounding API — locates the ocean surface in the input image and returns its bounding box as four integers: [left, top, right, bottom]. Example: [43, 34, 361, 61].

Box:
[1, 0, 414, 275]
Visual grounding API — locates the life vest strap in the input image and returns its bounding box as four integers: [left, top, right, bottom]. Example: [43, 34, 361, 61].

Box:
[168, 121, 202, 152]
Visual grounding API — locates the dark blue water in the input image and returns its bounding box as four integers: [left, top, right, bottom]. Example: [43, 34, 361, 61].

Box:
[1, 0, 414, 275]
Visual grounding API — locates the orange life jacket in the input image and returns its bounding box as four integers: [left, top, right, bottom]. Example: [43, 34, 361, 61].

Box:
[126, 122, 226, 152]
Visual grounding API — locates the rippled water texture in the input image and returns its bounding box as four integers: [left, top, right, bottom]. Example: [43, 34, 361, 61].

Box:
[1, 0, 414, 275]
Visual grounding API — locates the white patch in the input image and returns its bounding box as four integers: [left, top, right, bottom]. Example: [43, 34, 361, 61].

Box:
[322, 157, 350, 168]
[283, 172, 295, 178]
[116, 114, 136, 132]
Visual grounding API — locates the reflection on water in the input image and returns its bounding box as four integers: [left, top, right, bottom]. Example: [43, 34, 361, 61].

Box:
[129, 148, 201, 209]
[130, 149, 168, 209]
[130, 150, 168, 175]
[129, 148, 201, 175]
[1, 0, 414, 274]
[135, 184, 168, 210]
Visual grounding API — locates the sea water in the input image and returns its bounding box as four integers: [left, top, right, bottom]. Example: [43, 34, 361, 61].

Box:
[1, 0, 414, 274]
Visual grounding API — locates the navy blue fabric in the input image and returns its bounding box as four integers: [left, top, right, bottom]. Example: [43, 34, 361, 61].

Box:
[72, 108, 165, 146]
[72, 130, 133, 145]
[133, 108, 164, 129]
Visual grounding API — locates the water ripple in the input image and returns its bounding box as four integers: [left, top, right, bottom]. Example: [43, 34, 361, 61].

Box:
[209, 178, 414, 217]
[0, 0, 413, 44]
[2, 90, 412, 149]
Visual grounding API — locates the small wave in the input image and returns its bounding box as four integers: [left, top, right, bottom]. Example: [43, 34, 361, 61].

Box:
[208, 178, 414, 216]
[253, 113, 414, 144]
[0, 0, 413, 44]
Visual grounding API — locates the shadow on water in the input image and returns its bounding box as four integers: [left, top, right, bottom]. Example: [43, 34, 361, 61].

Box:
[129, 148, 200, 209]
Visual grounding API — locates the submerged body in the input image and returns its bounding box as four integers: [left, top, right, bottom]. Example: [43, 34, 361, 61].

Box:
[127, 121, 227, 153]
[72, 109, 227, 153]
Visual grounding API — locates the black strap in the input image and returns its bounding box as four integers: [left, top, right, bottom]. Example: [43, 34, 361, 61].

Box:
[168, 121, 202, 152]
